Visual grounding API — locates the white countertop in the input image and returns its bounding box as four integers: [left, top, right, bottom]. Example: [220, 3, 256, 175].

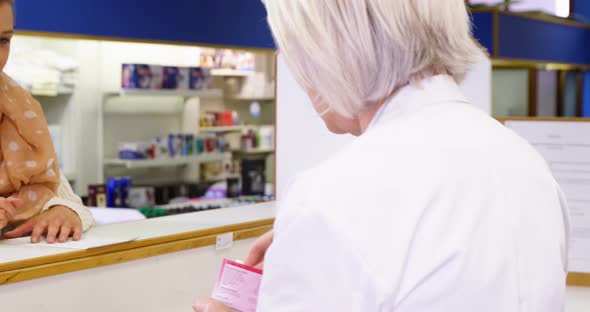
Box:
[0, 202, 276, 265]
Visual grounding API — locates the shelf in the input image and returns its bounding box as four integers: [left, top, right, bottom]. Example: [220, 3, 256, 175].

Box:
[211, 69, 254, 77]
[232, 148, 275, 155]
[104, 89, 223, 99]
[199, 125, 255, 133]
[203, 174, 241, 183]
[104, 154, 227, 169]
[104, 158, 190, 168]
[30, 85, 75, 97]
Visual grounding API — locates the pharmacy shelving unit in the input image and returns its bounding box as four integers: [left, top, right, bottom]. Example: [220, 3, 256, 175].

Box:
[103, 153, 228, 169]
[98, 89, 227, 184]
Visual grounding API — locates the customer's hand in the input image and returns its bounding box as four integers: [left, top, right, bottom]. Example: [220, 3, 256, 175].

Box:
[193, 299, 232, 312]
[0, 197, 21, 231]
[244, 229, 274, 269]
[4, 205, 82, 243]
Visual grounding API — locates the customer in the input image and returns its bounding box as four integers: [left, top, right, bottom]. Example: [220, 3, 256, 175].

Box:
[195, 1, 569, 311]
[0, 0, 94, 243]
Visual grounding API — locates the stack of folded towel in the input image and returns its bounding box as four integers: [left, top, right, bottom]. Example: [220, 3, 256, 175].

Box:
[4, 47, 79, 96]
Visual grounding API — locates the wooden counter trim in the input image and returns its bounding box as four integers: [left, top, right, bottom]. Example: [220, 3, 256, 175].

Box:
[567, 273, 590, 287]
[0, 218, 274, 273]
[0, 224, 272, 286]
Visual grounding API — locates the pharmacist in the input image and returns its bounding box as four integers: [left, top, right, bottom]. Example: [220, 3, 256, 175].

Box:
[195, 0, 569, 311]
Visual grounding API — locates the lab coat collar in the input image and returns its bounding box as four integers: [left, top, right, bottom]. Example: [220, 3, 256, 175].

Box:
[367, 75, 469, 131]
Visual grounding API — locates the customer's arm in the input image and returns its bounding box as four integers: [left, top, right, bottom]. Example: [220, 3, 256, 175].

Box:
[4, 173, 95, 242]
[41, 172, 94, 232]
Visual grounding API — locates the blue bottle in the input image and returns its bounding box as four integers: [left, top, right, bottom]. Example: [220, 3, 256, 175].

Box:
[106, 177, 121, 208]
[167, 134, 176, 157]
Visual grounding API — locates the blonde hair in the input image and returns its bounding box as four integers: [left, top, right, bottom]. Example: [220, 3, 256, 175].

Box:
[264, 0, 483, 118]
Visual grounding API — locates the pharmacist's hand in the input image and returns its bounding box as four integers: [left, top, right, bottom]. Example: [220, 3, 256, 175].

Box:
[4, 205, 82, 243]
[0, 197, 21, 231]
[193, 299, 232, 312]
[244, 229, 274, 269]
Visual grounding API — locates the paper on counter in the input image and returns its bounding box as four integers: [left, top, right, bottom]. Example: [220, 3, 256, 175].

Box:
[89, 207, 146, 225]
[0, 235, 138, 250]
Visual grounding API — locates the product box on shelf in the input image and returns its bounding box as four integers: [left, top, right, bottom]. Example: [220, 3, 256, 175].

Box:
[189, 67, 212, 90]
[122, 64, 163, 90]
[117, 133, 225, 161]
[128, 186, 156, 208]
[242, 159, 266, 196]
[106, 177, 133, 208]
[153, 183, 209, 205]
[162, 66, 189, 90]
[88, 184, 107, 208]
[200, 111, 238, 127]
[118, 142, 151, 160]
[200, 49, 255, 71]
[122, 64, 211, 91]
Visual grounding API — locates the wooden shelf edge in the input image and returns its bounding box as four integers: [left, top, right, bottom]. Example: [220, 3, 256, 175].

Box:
[496, 117, 590, 124]
[568, 272, 590, 287]
[492, 58, 590, 70]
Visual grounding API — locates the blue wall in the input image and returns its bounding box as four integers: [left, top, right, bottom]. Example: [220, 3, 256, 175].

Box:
[471, 12, 494, 54]
[498, 14, 590, 64]
[14, 0, 276, 50]
[472, 11, 590, 64]
[573, 0, 590, 23]
[583, 71, 590, 117]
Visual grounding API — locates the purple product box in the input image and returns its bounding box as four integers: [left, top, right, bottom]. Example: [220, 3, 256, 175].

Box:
[162, 66, 189, 90]
[122, 64, 163, 90]
[118, 142, 150, 160]
[189, 67, 212, 90]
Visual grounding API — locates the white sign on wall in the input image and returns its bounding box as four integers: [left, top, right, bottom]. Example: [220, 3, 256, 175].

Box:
[506, 120, 590, 273]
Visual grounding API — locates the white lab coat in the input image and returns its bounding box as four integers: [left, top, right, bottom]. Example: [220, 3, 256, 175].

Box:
[257, 75, 569, 311]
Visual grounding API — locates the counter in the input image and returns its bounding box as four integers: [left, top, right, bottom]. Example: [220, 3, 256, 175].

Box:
[0, 202, 276, 285]
[2, 201, 589, 312]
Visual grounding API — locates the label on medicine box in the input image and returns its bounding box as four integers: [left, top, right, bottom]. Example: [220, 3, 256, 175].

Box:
[211, 259, 263, 312]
